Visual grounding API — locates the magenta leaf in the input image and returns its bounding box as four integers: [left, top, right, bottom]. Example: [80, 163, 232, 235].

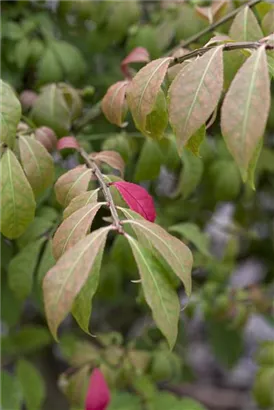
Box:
[57, 136, 79, 151]
[121, 47, 150, 78]
[85, 368, 110, 410]
[113, 181, 156, 222]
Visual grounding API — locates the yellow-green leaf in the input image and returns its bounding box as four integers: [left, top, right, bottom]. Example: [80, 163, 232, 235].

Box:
[168, 46, 223, 154]
[0, 149, 35, 239]
[221, 46, 270, 178]
[262, 9, 274, 35]
[169, 223, 211, 258]
[53, 202, 104, 260]
[0, 80, 22, 148]
[126, 235, 180, 349]
[16, 359, 45, 410]
[18, 135, 54, 196]
[43, 226, 111, 339]
[229, 6, 264, 41]
[145, 88, 168, 140]
[185, 125, 206, 157]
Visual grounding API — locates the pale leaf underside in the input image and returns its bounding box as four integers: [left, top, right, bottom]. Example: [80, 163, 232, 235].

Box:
[221, 46, 270, 176]
[168, 46, 223, 153]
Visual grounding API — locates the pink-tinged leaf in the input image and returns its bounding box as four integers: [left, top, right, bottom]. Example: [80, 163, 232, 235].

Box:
[168, 46, 223, 154]
[53, 202, 105, 260]
[55, 166, 92, 207]
[101, 81, 129, 127]
[229, 6, 263, 41]
[18, 135, 54, 196]
[195, 0, 228, 24]
[57, 136, 79, 151]
[85, 368, 110, 410]
[121, 47, 150, 78]
[120, 208, 193, 297]
[91, 151, 125, 177]
[63, 189, 99, 219]
[221, 46, 271, 179]
[43, 226, 112, 339]
[126, 57, 172, 134]
[113, 181, 156, 222]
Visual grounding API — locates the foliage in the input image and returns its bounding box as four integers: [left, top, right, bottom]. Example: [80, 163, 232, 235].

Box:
[1, 1, 274, 410]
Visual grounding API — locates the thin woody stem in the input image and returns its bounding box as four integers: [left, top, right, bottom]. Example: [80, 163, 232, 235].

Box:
[77, 147, 123, 232]
[169, 41, 274, 68]
[168, 0, 261, 54]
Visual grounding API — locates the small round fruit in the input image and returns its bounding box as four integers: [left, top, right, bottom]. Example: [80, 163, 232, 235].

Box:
[19, 90, 38, 110]
[35, 126, 57, 152]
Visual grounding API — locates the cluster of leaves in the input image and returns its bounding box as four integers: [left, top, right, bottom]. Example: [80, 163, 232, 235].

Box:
[1, 1, 274, 410]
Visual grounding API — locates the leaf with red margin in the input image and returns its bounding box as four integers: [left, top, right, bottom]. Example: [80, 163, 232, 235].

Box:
[85, 368, 110, 410]
[57, 136, 79, 151]
[121, 47, 150, 78]
[91, 150, 125, 177]
[101, 81, 129, 127]
[112, 181, 156, 222]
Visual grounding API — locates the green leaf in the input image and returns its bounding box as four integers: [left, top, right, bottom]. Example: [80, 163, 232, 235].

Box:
[223, 49, 247, 90]
[168, 46, 223, 154]
[60, 365, 90, 408]
[229, 6, 264, 41]
[126, 235, 180, 349]
[36, 47, 63, 85]
[209, 160, 241, 201]
[51, 40, 87, 83]
[1, 278, 23, 326]
[72, 247, 104, 334]
[0, 149, 35, 239]
[8, 237, 45, 300]
[16, 359, 45, 410]
[43, 226, 112, 339]
[221, 46, 270, 179]
[134, 139, 162, 181]
[18, 135, 54, 196]
[1, 371, 23, 410]
[31, 84, 71, 137]
[185, 124, 206, 157]
[206, 316, 244, 368]
[53, 202, 104, 260]
[0, 80, 21, 148]
[16, 216, 54, 249]
[37, 240, 55, 286]
[14, 37, 31, 70]
[169, 223, 211, 258]
[63, 189, 99, 219]
[267, 51, 274, 78]
[127, 57, 172, 134]
[178, 149, 204, 199]
[55, 166, 92, 207]
[122, 210, 193, 297]
[108, 392, 142, 410]
[246, 138, 263, 189]
[145, 89, 168, 140]
[1, 325, 51, 357]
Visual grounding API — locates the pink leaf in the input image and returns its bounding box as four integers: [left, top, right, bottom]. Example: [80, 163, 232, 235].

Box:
[113, 181, 156, 222]
[85, 368, 110, 410]
[121, 47, 150, 78]
[57, 136, 79, 151]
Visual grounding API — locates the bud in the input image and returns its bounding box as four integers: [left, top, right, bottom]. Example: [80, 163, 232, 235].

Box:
[35, 126, 57, 152]
[17, 122, 29, 133]
[19, 90, 38, 110]
[85, 368, 111, 410]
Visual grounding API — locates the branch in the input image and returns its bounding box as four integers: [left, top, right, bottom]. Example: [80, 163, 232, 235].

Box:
[169, 41, 274, 68]
[77, 147, 123, 233]
[168, 0, 261, 54]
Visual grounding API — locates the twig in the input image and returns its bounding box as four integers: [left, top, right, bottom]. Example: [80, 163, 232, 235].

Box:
[168, 0, 261, 54]
[169, 41, 273, 68]
[77, 147, 123, 233]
